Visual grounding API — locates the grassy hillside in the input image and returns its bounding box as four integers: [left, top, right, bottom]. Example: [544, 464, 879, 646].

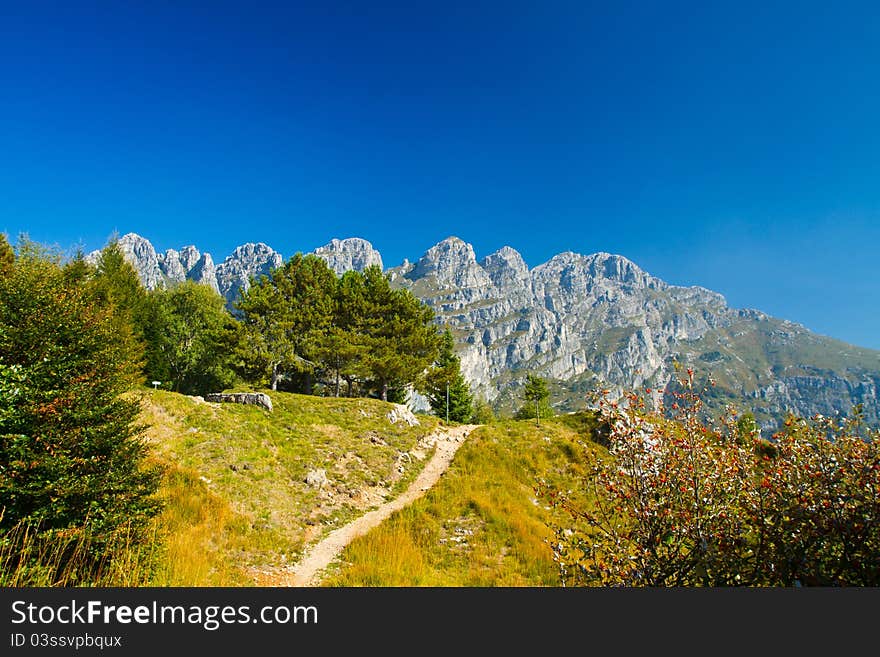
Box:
[140, 388, 441, 585]
[141, 388, 602, 587]
[322, 415, 601, 586]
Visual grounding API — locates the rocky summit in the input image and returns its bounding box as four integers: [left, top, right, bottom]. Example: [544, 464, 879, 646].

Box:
[95, 233, 880, 430]
[314, 237, 383, 276]
[88, 234, 282, 306]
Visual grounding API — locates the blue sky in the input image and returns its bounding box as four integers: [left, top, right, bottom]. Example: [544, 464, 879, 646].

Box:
[2, 1, 879, 349]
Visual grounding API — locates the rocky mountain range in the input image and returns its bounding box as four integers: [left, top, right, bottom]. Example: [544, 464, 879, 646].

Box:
[89, 233, 880, 430]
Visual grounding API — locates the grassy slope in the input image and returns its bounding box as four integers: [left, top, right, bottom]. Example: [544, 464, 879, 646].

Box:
[139, 388, 441, 585]
[322, 415, 600, 586]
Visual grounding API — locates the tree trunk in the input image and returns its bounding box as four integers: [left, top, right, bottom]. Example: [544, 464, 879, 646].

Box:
[381, 380, 388, 402]
[305, 371, 313, 395]
[334, 368, 340, 397]
[270, 364, 280, 391]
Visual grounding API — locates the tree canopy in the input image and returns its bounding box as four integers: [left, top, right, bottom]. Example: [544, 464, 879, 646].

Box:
[237, 259, 441, 401]
[425, 328, 473, 422]
[142, 280, 240, 395]
[0, 241, 161, 576]
[516, 374, 552, 425]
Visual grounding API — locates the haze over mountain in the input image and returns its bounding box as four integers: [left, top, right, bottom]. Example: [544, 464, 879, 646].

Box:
[90, 233, 880, 430]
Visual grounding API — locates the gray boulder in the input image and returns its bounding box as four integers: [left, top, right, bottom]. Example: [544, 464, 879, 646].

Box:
[205, 392, 273, 412]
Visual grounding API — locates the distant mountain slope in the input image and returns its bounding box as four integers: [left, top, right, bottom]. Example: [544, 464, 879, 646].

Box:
[93, 233, 880, 430]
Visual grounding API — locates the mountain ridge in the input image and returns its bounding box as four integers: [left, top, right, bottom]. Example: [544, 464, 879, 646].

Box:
[87, 232, 880, 430]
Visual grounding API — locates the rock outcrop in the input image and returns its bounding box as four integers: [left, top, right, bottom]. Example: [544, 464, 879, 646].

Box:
[314, 237, 383, 275]
[87, 233, 220, 292]
[215, 243, 284, 307]
[85, 233, 164, 289]
[392, 238, 880, 431]
[386, 404, 420, 427]
[205, 392, 273, 412]
[158, 246, 220, 292]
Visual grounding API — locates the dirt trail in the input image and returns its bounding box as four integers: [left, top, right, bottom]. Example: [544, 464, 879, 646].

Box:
[276, 424, 479, 587]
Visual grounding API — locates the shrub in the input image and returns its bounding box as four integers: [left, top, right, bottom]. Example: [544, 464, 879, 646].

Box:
[539, 368, 880, 586]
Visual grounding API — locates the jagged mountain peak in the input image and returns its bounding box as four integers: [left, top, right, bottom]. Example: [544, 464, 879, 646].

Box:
[532, 250, 662, 291]
[178, 245, 202, 271]
[215, 242, 283, 305]
[481, 246, 529, 288]
[225, 242, 279, 259]
[84, 230, 880, 430]
[482, 245, 526, 267]
[313, 237, 383, 275]
[86, 232, 163, 289]
[408, 236, 491, 288]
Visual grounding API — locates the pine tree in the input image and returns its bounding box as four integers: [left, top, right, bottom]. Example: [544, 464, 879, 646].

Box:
[92, 239, 149, 337]
[359, 266, 441, 401]
[425, 328, 473, 422]
[236, 253, 335, 391]
[0, 233, 14, 275]
[62, 249, 94, 286]
[0, 243, 161, 574]
[313, 270, 371, 396]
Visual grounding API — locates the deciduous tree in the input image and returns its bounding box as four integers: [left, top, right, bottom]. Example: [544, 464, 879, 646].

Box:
[142, 281, 240, 395]
[517, 374, 552, 425]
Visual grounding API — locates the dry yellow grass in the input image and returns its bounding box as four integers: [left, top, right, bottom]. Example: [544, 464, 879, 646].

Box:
[324, 417, 600, 586]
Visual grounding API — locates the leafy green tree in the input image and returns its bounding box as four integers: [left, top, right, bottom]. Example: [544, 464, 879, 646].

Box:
[735, 411, 760, 443]
[314, 270, 371, 396]
[92, 239, 150, 343]
[237, 253, 336, 391]
[0, 242, 161, 575]
[142, 281, 240, 395]
[516, 374, 552, 425]
[470, 396, 496, 424]
[425, 328, 473, 422]
[359, 266, 441, 401]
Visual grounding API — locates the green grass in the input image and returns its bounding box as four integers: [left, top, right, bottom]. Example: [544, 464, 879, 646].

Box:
[139, 387, 442, 583]
[3, 390, 603, 587]
[322, 416, 601, 586]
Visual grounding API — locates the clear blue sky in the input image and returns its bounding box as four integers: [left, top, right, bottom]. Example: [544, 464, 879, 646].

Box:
[2, 1, 879, 349]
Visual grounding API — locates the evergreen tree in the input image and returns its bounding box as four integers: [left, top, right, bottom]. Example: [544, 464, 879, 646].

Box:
[236, 253, 335, 391]
[314, 270, 370, 396]
[0, 233, 14, 275]
[142, 281, 240, 395]
[516, 374, 552, 426]
[0, 243, 161, 574]
[236, 274, 293, 390]
[359, 266, 441, 401]
[425, 328, 473, 422]
[62, 248, 94, 286]
[92, 239, 149, 339]
[736, 411, 760, 443]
